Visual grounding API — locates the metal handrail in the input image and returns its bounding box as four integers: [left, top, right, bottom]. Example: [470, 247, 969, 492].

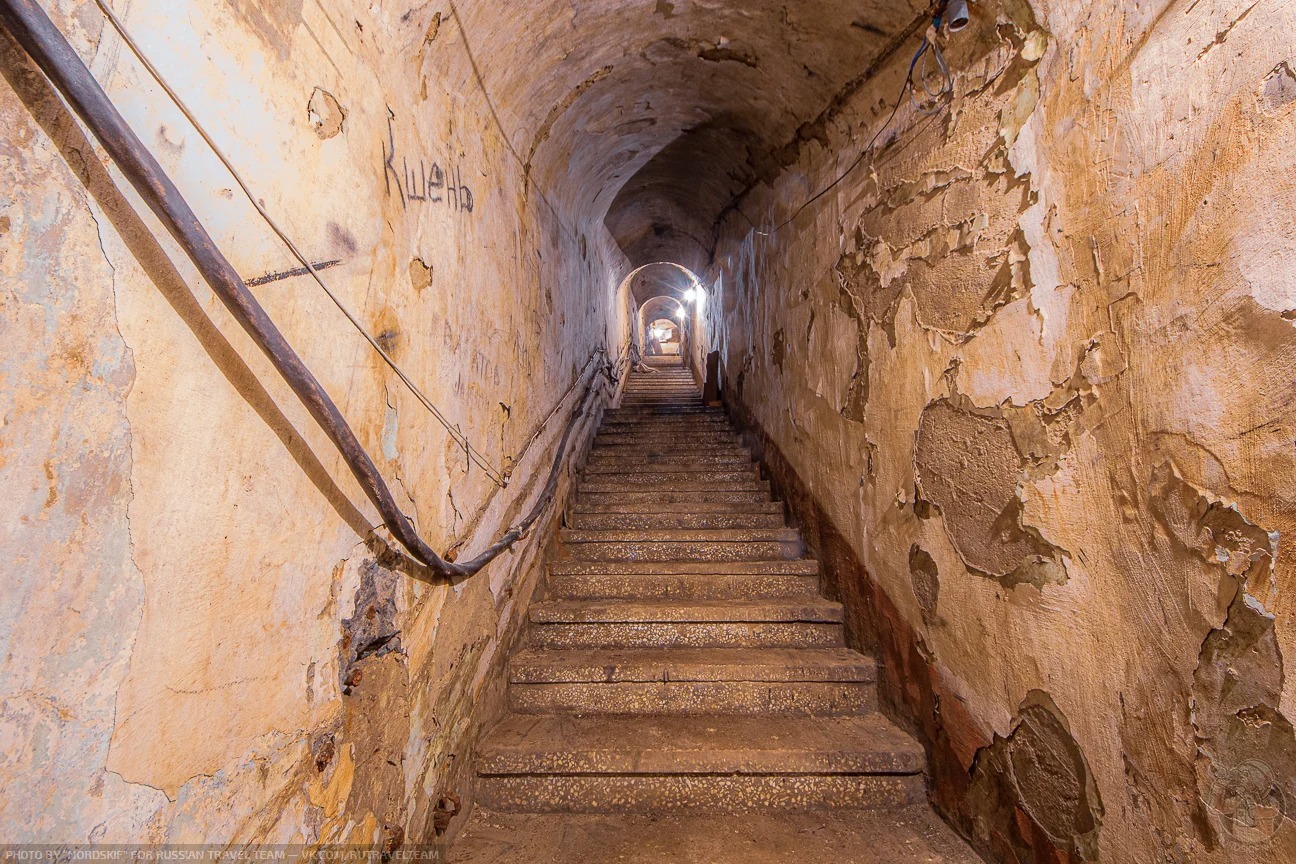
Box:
[89, 0, 506, 487]
[0, 0, 611, 578]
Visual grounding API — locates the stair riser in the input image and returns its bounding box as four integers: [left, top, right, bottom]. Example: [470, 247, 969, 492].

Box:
[596, 417, 730, 427]
[592, 438, 741, 450]
[578, 482, 769, 495]
[549, 560, 819, 576]
[596, 438, 735, 448]
[571, 502, 782, 516]
[479, 750, 918, 775]
[510, 681, 874, 715]
[599, 423, 733, 435]
[547, 573, 818, 600]
[580, 470, 758, 486]
[591, 440, 745, 452]
[528, 622, 842, 649]
[509, 655, 873, 685]
[588, 445, 749, 456]
[605, 411, 725, 420]
[568, 513, 784, 530]
[616, 406, 706, 412]
[563, 541, 800, 562]
[604, 410, 724, 417]
[576, 491, 772, 505]
[476, 774, 921, 814]
[585, 455, 755, 470]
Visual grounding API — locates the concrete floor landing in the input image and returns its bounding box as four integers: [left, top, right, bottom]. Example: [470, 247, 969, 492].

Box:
[448, 360, 977, 862]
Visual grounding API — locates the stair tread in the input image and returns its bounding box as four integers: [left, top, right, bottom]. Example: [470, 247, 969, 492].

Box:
[572, 501, 782, 514]
[448, 808, 981, 862]
[561, 528, 798, 543]
[531, 599, 843, 624]
[579, 481, 769, 492]
[548, 572, 818, 601]
[477, 713, 922, 775]
[476, 366, 936, 819]
[510, 647, 875, 683]
[550, 560, 818, 575]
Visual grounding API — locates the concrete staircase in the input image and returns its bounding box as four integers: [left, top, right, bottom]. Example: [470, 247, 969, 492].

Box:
[471, 359, 928, 815]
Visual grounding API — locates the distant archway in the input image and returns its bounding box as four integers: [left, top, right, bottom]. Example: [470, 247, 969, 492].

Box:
[645, 317, 682, 356]
[614, 261, 703, 354]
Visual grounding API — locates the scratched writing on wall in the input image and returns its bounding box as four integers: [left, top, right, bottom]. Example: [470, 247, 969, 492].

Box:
[382, 117, 476, 214]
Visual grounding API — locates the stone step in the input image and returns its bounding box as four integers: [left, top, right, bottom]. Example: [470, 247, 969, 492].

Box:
[599, 414, 731, 425]
[588, 443, 751, 455]
[575, 489, 773, 507]
[561, 538, 797, 562]
[586, 451, 754, 467]
[548, 560, 818, 577]
[591, 437, 745, 451]
[580, 468, 759, 485]
[548, 569, 817, 600]
[549, 557, 819, 577]
[509, 647, 872, 684]
[594, 433, 738, 446]
[447, 810, 985, 863]
[568, 511, 784, 531]
[622, 388, 698, 394]
[619, 401, 703, 408]
[530, 598, 842, 624]
[559, 527, 802, 562]
[599, 421, 734, 434]
[620, 395, 702, 401]
[477, 713, 921, 778]
[571, 501, 782, 516]
[620, 378, 702, 383]
[527, 601, 843, 649]
[528, 620, 843, 650]
[584, 454, 755, 471]
[603, 410, 727, 420]
[561, 527, 796, 544]
[510, 678, 875, 716]
[477, 773, 922, 814]
[619, 400, 700, 406]
[578, 479, 770, 496]
[623, 381, 695, 387]
[605, 408, 725, 419]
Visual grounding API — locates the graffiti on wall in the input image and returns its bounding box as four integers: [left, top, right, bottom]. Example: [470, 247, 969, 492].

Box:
[382, 117, 475, 214]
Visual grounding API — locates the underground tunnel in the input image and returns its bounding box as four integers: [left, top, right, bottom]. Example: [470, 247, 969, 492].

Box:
[2, 0, 1296, 861]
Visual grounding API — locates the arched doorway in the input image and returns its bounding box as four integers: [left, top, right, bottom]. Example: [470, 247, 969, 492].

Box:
[614, 262, 704, 356]
[645, 316, 682, 356]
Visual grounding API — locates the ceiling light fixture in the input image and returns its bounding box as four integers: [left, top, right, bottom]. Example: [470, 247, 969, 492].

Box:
[946, 0, 971, 33]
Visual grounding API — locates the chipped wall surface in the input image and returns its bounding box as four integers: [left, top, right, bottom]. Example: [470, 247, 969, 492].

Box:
[1, 0, 629, 845]
[709, 0, 1296, 861]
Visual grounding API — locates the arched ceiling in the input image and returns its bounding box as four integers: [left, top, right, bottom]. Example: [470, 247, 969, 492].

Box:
[624, 262, 698, 305]
[453, 0, 930, 272]
[638, 294, 689, 337]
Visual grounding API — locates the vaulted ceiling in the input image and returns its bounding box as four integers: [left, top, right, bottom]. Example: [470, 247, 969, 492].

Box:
[454, 0, 930, 272]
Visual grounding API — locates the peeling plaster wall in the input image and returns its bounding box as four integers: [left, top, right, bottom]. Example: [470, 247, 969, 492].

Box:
[1, 0, 628, 846]
[710, 1, 1296, 861]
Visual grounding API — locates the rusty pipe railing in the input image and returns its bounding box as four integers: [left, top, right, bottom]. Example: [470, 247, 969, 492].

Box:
[0, 0, 606, 577]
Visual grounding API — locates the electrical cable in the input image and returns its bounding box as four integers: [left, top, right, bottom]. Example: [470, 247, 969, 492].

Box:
[91, 0, 508, 486]
[739, 6, 955, 237]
